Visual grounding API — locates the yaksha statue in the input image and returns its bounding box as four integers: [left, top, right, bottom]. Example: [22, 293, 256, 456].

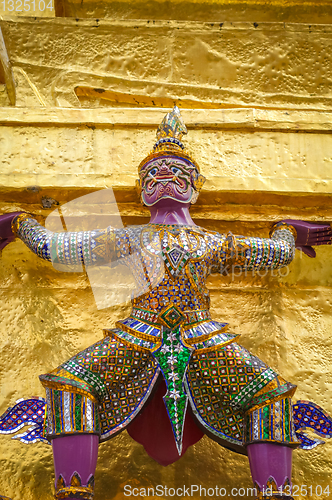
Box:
[0, 107, 332, 500]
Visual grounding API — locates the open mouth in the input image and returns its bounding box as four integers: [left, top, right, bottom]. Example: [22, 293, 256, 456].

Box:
[152, 174, 177, 185]
[140, 160, 197, 205]
[145, 175, 189, 193]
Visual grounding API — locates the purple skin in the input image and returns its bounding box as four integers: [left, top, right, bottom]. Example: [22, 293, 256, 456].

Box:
[140, 156, 198, 208]
[140, 156, 200, 225]
[52, 430, 293, 498]
[52, 434, 99, 498]
[0, 212, 24, 250]
[247, 443, 293, 495]
[278, 219, 332, 258]
[149, 198, 196, 225]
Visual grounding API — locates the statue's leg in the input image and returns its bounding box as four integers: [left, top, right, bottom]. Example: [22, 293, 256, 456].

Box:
[244, 397, 297, 500]
[247, 442, 293, 499]
[43, 388, 100, 499]
[40, 335, 159, 497]
[53, 434, 98, 500]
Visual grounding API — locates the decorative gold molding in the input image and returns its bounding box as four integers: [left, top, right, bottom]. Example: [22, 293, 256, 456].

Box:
[0, 107, 331, 132]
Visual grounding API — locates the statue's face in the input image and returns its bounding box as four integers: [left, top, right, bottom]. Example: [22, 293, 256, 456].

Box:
[139, 156, 198, 207]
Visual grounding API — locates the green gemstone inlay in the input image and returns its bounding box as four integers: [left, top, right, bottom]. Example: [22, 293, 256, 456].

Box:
[284, 399, 290, 440]
[153, 326, 193, 454]
[54, 390, 62, 435]
[74, 394, 82, 431]
[262, 405, 270, 439]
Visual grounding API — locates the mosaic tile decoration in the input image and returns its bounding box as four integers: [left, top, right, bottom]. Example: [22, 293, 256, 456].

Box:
[45, 389, 100, 438]
[244, 398, 298, 446]
[14, 218, 296, 297]
[293, 400, 332, 449]
[152, 324, 194, 454]
[184, 343, 296, 448]
[0, 395, 331, 454]
[39, 336, 161, 442]
[10, 215, 303, 455]
[0, 397, 48, 444]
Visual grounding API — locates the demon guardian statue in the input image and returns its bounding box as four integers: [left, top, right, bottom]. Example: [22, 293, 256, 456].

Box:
[0, 107, 331, 500]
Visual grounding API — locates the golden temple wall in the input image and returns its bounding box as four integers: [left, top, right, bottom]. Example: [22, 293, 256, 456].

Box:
[0, 3, 332, 499]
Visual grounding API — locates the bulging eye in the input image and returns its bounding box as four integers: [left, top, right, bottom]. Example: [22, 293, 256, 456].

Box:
[149, 167, 158, 176]
[171, 166, 181, 175]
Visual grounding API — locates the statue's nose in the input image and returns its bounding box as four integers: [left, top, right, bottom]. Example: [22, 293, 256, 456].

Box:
[155, 165, 172, 177]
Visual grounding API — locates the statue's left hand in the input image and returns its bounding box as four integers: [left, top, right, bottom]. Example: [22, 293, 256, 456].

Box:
[278, 219, 332, 258]
[0, 212, 24, 251]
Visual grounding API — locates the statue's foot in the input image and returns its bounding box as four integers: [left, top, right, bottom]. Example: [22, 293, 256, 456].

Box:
[52, 434, 98, 500]
[55, 473, 94, 500]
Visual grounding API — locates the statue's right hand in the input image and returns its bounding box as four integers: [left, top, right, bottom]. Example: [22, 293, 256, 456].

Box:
[0, 212, 25, 251]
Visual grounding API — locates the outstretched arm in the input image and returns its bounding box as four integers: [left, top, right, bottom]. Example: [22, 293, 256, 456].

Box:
[1, 212, 131, 266]
[219, 220, 332, 273]
[221, 223, 296, 273]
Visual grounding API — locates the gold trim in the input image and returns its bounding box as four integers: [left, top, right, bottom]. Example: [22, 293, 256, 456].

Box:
[39, 379, 98, 404]
[190, 334, 241, 353]
[115, 322, 161, 343]
[254, 477, 294, 499]
[183, 314, 212, 328]
[158, 303, 185, 328]
[114, 309, 234, 349]
[11, 213, 31, 236]
[269, 222, 297, 240]
[183, 324, 229, 345]
[244, 386, 297, 415]
[245, 437, 299, 447]
[104, 328, 161, 352]
[138, 149, 200, 174]
[132, 304, 211, 329]
[103, 329, 112, 339]
[131, 307, 159, 324]
[55, 486, 93, 500]
[222, 232, 250, 267]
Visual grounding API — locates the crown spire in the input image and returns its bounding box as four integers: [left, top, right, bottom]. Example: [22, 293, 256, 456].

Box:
[153, 106, 187, 153]
[138, 105, 202, 175]
[156, 106, 187, 142]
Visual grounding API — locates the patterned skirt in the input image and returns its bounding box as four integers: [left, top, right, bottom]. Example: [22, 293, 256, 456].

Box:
[40, 329, 298, 455]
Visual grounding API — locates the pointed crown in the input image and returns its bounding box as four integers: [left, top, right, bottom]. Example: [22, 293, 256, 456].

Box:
[138, 106, 200, 173]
